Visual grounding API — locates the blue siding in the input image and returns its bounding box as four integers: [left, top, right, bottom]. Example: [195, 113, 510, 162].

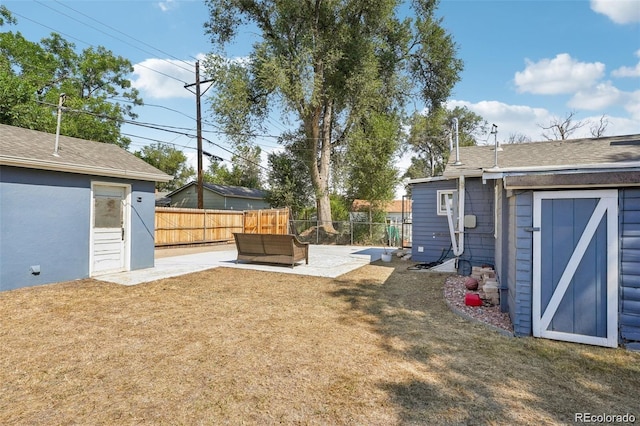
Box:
[410, 179, 457, 263]
[458, 178, 495, 273]
[129, 180, 157, 271]
[410, 178, 496, 270]
[0, 166, 157, 291]
[620, 188, 640, 349]
[171, 185, 269, 210]
[507, 191, 533, 336]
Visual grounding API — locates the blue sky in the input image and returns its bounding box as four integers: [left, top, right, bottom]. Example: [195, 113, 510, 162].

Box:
[2, 0, 639, 180]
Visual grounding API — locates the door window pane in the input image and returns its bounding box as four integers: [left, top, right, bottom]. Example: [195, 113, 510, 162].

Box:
[94, 197, 122, 228]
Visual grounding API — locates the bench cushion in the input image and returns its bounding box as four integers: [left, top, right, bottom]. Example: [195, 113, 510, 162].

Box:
[233, 233, 309, 267]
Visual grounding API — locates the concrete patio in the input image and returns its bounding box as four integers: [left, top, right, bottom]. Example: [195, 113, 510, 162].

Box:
[95, 245, 390, 286]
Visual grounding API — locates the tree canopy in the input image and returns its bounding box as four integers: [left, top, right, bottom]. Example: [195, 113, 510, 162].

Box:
[0, 8, 141, 148]
[134, 143, 195, 192]
[404, 106, 486, 179]
[203, 0, 462, 228]
[204, 145, 263, 188]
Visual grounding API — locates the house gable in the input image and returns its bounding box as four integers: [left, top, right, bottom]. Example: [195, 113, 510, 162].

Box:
[0, 124, 170, 182]
[167, 182, 269, 210]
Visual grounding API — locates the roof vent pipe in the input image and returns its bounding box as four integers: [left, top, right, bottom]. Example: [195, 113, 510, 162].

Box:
[491, 124, 499, 168]
[453, 118, 461, 165]
[53, 93, 66, 157]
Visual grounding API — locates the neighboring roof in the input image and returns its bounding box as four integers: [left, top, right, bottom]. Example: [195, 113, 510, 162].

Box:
[155, 191, 171, 207]
[351, 199, 412, 213]
[443, 134, 640, 178]
[0, 124, 171, 182]
[167, 181, 267, 199]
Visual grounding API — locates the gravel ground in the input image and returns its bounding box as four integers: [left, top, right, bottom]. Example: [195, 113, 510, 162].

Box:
[443, 275, 514, 334]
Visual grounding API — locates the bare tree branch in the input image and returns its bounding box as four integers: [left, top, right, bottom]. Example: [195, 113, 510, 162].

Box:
[589, 114, 609, 138]
[538, 111, 585, 140]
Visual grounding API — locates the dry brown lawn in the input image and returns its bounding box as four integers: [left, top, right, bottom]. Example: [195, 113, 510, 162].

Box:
[1, 257, 639, 425]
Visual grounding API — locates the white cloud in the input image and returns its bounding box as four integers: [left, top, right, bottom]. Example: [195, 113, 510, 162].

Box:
[158, 0, 178, 12]
[514, 53, 605, 95]
[447, 100, 553, 143]
[612, 49, 640, 77]
[131, 58, 197, 99]
[626, 90, 640, 120]
[591, 0, 640, 24]
[568, 81, 623, 110]
[448, 98, 640, 140]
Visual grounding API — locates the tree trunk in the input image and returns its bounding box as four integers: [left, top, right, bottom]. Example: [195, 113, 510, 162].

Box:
[305, 100, 336, 234]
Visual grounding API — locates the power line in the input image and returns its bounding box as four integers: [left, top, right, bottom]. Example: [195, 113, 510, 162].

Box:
[51, 0, 196, 70]
[36, 99, 268, 171]
[8, 9, 190, 86]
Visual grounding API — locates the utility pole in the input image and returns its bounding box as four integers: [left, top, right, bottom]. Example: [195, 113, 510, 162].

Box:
[185, 61, 214, 209]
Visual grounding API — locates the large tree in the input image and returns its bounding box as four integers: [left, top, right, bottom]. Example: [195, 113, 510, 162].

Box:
[404, 106, 486, 178]
[0, 8, 141, 147]
[203, 0, 462, 230]
[265, 148, 314, 219]
[345, 111, 401, 211]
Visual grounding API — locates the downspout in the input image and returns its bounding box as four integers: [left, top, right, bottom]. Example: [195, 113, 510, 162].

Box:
[444, 174, 465, 258]
[456, 175, 465, 257]
[445, 195, 459, 255]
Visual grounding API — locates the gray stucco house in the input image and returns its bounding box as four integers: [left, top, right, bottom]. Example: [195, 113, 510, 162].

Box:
[0, 124, 171, 291]
[167, 181, 270, 210]
[409, 134, 640, 349]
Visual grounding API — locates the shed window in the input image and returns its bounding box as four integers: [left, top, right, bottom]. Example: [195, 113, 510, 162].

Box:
[437, 190, 457, 216]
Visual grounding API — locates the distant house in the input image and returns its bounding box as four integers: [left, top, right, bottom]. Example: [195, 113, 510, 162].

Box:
[350, 199, 412, 224]
[155, 191, 171, 207]
[0, 124, 171, 291]
[350, 199, 412, 247]
[409, 134, 640, 349]
[166, 181, 270, 210]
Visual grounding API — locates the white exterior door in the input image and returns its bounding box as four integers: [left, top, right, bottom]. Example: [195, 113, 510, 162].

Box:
[533, 190, 618, 348]
[92, 184, 129, 275]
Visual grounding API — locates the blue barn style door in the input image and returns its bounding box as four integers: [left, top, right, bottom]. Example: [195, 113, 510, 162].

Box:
[533, 190, 618, 348]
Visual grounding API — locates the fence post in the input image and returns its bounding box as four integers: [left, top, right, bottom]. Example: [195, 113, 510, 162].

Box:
[203, 209, 207, 243]
[350, 219, 353, 246]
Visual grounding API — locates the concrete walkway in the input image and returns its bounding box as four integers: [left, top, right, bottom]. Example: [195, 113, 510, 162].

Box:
[95, 245, 390, 286]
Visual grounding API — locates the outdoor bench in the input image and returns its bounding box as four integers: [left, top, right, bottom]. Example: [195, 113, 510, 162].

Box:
[233, 233, 309, 267]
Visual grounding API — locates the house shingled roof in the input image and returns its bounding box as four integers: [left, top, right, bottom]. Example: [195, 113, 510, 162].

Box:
[166, 181, 267, 199]
[443, 134, 640, 178]
[0, 124, 171, 182]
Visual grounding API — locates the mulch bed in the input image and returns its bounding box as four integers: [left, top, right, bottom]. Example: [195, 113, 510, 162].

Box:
[443, 275, 514, 334]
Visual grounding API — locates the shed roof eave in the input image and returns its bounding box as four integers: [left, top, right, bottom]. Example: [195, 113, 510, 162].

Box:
[441, 169, 484, 179]
[407, 175, 455, 185]
[1, 156, 172, 182]
[483, 160, 640, 175]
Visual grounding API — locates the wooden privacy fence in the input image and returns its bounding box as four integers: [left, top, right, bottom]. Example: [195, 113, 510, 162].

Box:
[155, 207, 290, 247]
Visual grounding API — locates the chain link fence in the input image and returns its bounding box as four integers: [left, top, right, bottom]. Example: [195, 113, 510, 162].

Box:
[290, 220, 411, 248]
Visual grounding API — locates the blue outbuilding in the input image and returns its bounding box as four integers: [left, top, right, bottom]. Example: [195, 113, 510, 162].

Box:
[409, 134, 640, 349]
[0, 124, 171, 291]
